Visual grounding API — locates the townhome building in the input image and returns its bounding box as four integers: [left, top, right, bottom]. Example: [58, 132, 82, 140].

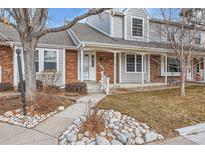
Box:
[1, 8, 205, 91]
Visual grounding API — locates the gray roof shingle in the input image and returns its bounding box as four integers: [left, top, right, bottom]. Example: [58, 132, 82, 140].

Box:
[0, 23, 76, 47]
[71, 22, 205, 52]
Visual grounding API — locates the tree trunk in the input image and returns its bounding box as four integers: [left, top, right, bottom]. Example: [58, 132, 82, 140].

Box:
[180, 57, 186, 96]
[22, 40, 37, 102]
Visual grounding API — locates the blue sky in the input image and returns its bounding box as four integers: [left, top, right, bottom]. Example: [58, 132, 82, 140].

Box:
[48, 8, 88, 27]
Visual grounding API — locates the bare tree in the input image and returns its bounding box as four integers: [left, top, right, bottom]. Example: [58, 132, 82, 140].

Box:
[151, 8, 205, 96]
[0, 8, 109, 101]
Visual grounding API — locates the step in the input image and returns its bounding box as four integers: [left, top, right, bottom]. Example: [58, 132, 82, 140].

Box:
[175, 123, 205, 136]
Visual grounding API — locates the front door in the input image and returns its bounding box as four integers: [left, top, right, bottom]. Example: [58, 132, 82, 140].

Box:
[83, 53, 96, 81]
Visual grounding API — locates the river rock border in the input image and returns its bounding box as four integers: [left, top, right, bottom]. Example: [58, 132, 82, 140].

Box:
[59, 109, 164, 145]
[0, 106, 65, 128]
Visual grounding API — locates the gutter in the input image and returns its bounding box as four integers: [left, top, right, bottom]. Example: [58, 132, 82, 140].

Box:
[81, 41, 173, 53]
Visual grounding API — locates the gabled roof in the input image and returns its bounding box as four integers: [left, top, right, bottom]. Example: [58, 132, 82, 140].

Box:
[71, 22, 172, 50]
[0, 23, 76, 47]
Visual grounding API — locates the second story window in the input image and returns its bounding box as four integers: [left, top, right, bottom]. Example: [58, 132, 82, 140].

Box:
[132, 18, 143, 37]
[195, 32, 201, 45]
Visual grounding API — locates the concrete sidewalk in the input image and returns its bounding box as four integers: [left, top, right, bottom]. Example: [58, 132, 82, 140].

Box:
[0, 92, 106, 145]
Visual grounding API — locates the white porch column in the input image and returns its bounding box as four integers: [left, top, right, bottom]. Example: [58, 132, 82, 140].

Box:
[147, 54, 150, 83]
[141, 53, 144, 85]
[204, 56, 205, 82]
[114, 52, 117, 85]
[119, 52, 122, 83]
[165, 54, 168, 84]
[80, 48, 84, 82]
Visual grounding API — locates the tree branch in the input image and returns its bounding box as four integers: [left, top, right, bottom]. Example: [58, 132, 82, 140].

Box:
[35, 8, 110, 37]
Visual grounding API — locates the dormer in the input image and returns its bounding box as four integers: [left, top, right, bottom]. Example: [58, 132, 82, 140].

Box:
[86, 8, 150, 41]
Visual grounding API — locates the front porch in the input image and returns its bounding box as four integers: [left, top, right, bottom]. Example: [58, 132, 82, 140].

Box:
[78, 47, 170, 87]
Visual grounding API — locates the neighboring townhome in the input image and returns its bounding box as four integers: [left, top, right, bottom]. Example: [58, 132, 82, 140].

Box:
[1, 8, 205, 91]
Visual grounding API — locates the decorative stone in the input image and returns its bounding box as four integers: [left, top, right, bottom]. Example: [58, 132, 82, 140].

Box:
[113, 130, 127, 144]
[76, 140, 85, 145]
[78, 133, 84, 140]
[87, 141, 96, 145]
[111, 140, 123, 145]
[58, 106, 65, 111]
[73, 118, 81, 126]
[4, 111, 13, 117]
[66, 134, 77, 142]
[96, 136, 111, 145]
[145, 131, 158, 143]
[138, 127, 146, 134]
[1, 117, 9, 123]
[135, 137, 145, 145]
[134, 128, 142, 137]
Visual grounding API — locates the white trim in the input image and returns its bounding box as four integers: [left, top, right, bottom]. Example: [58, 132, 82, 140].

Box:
[161, 55, 180, 76]
[67, 29, 81, 45]
[119, 52, 122, 83]
[124, 14, 127, 39]
[131, 16, 145, 38]
[147, 18, 150, 42]
[125, 53, 146, 73]
[86, 22, 111, 37]
[80, 47, 84, 82]
[114, 52, 117, 85]
[82, 41, 173, 53]
[141, 53, 144, 85]
[13, 45, 18, 86]
[6, 41, 77, 50]
[63, 49, 66, 84]
[110, 15, 114, 37]
[147, 54, 150, 82]
[165, 54, 168, 84]
[123, 8, 151, 19]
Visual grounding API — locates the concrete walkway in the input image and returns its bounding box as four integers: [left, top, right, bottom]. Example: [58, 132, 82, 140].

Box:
[0, 92, 106, 145]
[150, 123, 205, 145]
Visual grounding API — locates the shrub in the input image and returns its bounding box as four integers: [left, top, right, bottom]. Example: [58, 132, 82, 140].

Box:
[18, 80, 43, 92]
[0, 82, 14, 92]
[32, 93, 58, 115]
[80, 110, 106, 138]
[65, 82, 87, 94]
[41, 85, 60, 94]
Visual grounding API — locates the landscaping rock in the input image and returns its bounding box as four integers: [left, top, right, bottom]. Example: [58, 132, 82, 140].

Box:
[58, 106, 65, 111]
[96, 136, 111, 145]
[4, 111, 13, 117]
[66, 134, 77, 142]
[113, 130, 127, 144]
[145, 131, 158, 143]
[135, 137, 145, 145]
[111, 140, 123, 145]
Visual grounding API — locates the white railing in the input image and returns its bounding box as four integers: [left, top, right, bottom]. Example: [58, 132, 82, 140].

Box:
[100, 71, 110, 95]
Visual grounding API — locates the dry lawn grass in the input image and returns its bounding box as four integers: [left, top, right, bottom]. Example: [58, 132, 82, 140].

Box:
[96, 85, 205, 138]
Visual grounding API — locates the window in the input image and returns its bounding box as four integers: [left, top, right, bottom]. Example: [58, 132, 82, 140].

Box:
[126, 54, 135, 72]
[136, 55, 142, 72]
[126, 54, 144, 72]
[35, 50, 39, 72]
[195, 32, 201, 45]
[44, 50, 57, 71]
[167, 58, 180, 72]
[91, 55, 95, 67]
[132, 18, 143, 37]
[196, 63, 200, 74]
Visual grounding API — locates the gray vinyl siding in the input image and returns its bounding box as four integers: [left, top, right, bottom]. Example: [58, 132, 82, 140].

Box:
[113, 16, 124, 38]
[120, 53, 148, 83]
[86, 12, 111, 35]
[125, 8, 149, 41]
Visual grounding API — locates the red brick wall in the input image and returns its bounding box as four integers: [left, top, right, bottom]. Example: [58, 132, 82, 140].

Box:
[96, 52, 114, 83]
[0, 46, 13, 83]
[65, 50, 78, 83]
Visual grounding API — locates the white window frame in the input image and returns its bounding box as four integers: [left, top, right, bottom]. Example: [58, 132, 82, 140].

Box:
[125, 53, 146, 73]
[43, 49, 59, 72]
[131, 16, 144, 38]
[161, 55, 180, 76]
